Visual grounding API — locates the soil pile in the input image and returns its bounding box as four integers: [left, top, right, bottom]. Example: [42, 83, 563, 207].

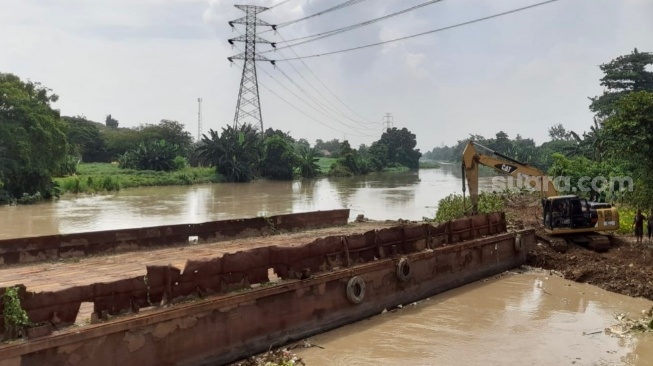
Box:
[502, 192, 653, 300]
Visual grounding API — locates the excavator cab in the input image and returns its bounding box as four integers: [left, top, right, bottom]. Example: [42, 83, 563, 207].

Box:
[542, 196, 594, 230]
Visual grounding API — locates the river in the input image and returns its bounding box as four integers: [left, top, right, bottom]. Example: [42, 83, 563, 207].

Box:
[0, 164, 495, 239]
[295, 271, 653, 366]
[2, 166, 653, 364]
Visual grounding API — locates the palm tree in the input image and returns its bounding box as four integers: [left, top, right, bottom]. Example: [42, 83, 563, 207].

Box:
[196, 124, 263, 182]
[296, 146, 320, 178]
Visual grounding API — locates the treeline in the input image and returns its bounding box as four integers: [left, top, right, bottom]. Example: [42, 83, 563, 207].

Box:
[423, 125, 578, 171]
[0, 72, 422, 203]
[195, 124, 422, 182]
[427, 48, 653, 207]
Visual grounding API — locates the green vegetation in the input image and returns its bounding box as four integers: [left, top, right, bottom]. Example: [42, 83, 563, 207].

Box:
[54, 163, 221, 193]
[426, 48, 653, 210]
[616, 206, 638, 235]
[0, 73, 68, 203]
[2, 286, 31, 340]
[433, 192, 505, 223]
[317, 157, 337, 174]
[418, 161, 441, 169]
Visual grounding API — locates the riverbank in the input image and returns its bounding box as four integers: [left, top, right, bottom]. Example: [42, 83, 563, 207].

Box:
[54, 163, 224, 194]
[500, 192, 653, 301]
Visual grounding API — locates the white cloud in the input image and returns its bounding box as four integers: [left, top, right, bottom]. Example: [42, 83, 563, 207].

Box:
[1, 0, 652, 150]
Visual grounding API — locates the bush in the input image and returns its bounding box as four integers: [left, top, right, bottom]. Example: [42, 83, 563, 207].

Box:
[434, 192, 505, 222]
[617, 206, 637, 235]
[173, 156, 187, 171]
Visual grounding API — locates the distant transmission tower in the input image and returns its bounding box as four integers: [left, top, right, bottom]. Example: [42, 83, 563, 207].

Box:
[227, 5, 276, 132]
[382, 113, 394, 131]
[197, 97, 202, 141]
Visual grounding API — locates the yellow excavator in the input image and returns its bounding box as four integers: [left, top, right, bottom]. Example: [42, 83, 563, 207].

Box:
[462, 141, 619, 252]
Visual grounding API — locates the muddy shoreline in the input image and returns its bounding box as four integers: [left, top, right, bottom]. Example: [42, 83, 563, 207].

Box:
[503, 193, 653, 301]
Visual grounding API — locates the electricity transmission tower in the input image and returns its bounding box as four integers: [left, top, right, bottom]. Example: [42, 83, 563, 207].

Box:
[382, 113, 394, 131]
[227, 5, 276, 132]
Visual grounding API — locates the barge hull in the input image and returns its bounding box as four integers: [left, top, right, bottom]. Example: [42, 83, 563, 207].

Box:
[0, 214, 534, 366]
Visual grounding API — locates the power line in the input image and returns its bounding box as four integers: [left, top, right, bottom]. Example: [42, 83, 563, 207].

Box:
[229, 39, 376, 137]
[260, 0, 444, 54]
[274, 31, 380, 125]
[272, 0, 563, 61]
[257, 74, 376, 139]
[269, 0, 295, 10]
[233, 28, 378, 129]
[258, 63, 378, 137]
[261, 0, 369, 34]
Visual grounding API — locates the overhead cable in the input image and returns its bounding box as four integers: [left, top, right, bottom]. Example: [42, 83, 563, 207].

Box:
[269, 0, 295, 10]
[230, 41, 377, 137]
[258, 78, 376, 139]
[260, 0, 444, 54]
[274, 31, 380, 126]
[272, 0, 562, 61]
[261, 0, 369, 34]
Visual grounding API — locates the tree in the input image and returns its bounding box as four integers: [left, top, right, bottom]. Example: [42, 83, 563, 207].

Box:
[103, 127, 141, 160]
[262, 135, 296, 180]
[378, 127, 422, 169]
[136, 119, 193, 157]
[0, 73, 68, 199]
[590, 48, 653, 117]
[263, 128, 295, 143]
[294, 138, 310, 153]
[62, 116, 109, 162]
[547, 124, 574, 141]
[330, 140, 369, 176]
[118, 140, 178, 171]
[197, 124, 263, 182]
[105, 114, 119, 128]
[602, 91, 653, 206]
[314, 138, 341, 157]
[296, 146, 320, 178]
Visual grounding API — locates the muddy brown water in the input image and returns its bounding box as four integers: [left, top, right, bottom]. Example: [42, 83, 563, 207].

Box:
[2, 168, 653, 364]
[0, 165, 495, 239]
[295, 271, 653, 366]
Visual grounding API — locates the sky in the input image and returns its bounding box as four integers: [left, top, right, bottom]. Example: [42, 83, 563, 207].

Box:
[1, 0, 652, 152]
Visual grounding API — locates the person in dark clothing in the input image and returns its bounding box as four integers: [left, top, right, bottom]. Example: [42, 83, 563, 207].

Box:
[633, 209, 646, 244]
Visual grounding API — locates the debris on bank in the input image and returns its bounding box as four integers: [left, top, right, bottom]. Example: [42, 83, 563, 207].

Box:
[231, 348, 305, 366]
[606, 307, 653, 336]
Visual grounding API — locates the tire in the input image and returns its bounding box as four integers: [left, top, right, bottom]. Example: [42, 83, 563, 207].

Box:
[396, 257, 412, 282]
[514, 234, 522, 251]
[346, 276, 366, 304]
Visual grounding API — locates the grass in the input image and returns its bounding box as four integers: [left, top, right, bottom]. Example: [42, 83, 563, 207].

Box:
[317, 157, 337, 175]
[382, 165, 409, 172]
[419, 161, 441, 169]
[54, 163, 224, 194]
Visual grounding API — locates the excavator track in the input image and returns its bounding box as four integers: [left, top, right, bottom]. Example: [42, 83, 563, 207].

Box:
[580, 233, 611, 253]
[535, 232, 612, 253]
[536, 232, 569, 253]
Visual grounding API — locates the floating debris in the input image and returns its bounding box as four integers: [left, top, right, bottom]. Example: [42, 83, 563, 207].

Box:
[606, 307, 653, 336]
[231, 348, 305, 366]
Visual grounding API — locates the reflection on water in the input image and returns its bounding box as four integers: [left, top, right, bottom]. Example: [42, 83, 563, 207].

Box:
[296, 273, 653, 366]
[0, 165, 494, 239]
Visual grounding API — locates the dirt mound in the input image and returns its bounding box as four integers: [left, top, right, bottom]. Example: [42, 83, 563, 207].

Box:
[500, 192, 653, 300]
[526, 236, 653, 299]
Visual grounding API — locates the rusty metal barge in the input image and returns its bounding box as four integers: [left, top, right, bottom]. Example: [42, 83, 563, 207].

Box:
[0, 210, 535, 366]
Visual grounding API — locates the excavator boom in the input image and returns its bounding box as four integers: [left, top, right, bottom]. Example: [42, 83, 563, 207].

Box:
[462, 141, 557, 214]
[460, 140, 619, 253]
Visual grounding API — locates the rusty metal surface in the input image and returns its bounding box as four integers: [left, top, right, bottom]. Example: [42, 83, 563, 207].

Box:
[0, 212, 525, 366]
[0, 210, 350, 266]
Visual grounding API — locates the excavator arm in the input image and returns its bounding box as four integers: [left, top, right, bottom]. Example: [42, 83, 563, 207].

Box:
[462, 141, 558, 214]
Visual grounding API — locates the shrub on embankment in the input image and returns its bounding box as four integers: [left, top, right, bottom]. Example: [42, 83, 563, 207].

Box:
[431, 192, 506, 223]
[54, 163, 223, 194]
